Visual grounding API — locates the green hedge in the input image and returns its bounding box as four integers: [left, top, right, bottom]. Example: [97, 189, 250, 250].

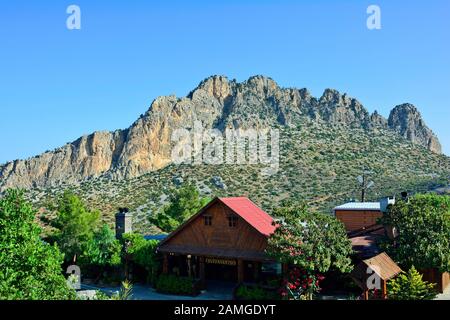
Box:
[235, 285, 279, 300]
[155, 275, 198, 296]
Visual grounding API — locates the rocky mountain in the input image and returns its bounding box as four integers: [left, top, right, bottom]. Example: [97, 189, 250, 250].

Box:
[0, 75, 443, 192]
[388, 103, 442, 154]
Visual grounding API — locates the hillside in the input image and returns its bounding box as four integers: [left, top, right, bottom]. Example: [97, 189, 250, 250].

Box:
[26, 122, 450, 234]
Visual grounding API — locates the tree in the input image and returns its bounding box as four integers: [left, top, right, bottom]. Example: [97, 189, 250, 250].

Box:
[49, 191, 101, 263]
[387, 266, 437, 300]
[81, 224, 122, 268]
[380, 194, 450, 272]
[122, 233, 160, 284]
[0, 189, 75, 300]
[149, 185, 210, 233]
[266, 202, 353, 299]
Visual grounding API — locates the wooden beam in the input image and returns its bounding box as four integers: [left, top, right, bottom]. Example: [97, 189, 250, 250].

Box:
[253, 262, 260, 282]
[238, 259, 244, 283]
[187, 255, 192, 278]
[382, 279, 387, 300]
[364, 289, 369, 301]
[199, 256, 206, 288]
[162, 253, 169, 274]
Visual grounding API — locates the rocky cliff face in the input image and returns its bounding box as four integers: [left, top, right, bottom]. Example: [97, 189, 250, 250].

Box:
[0, 75, 442, 191]
[388, 103, 442, 154]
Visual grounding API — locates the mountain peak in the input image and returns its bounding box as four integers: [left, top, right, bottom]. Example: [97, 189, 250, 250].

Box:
[320, 88, 342, 101]
[190, 75, 232, 101]
[388, 103, 441, 153]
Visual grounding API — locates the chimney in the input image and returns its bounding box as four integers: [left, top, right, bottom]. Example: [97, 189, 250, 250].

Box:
[400, 191, 409, 201]
[380, 196, 396, 213]
[115, 208, 132, 239]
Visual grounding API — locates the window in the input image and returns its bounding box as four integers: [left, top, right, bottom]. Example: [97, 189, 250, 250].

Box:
[204, 215, 212, 226]
[228, 216, 238, 227]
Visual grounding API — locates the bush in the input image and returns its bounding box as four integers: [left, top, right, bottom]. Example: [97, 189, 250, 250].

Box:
[380, 194, 450, 272]
[0, 190, 76, 300]
[155, 275, 198, 296]
[388, 266, 437, 300]
[111, 280, 133, 300]
[235, 285, 279, 300]
[121, 233, 160, 284]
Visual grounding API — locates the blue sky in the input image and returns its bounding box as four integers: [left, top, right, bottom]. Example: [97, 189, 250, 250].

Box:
[0, 0, 449, 164]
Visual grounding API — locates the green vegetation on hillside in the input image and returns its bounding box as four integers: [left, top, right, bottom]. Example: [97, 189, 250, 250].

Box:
[25, 121, 450, 234]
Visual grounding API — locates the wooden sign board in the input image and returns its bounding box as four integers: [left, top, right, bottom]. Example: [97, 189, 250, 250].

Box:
[205, 258, 237, 266]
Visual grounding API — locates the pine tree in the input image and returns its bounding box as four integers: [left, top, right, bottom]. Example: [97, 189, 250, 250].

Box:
[387, 266, 437, 300]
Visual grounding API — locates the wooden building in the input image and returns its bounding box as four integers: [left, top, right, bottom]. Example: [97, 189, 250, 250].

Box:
[420, 268, 450, 294]
[333, 202, 384, 235]
[157, 197, 277, 287]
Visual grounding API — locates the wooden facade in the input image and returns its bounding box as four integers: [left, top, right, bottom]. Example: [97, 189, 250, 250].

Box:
[157, 197, 276, 287]
[420, 268, 450, 294]
[335, 210, 383, 234]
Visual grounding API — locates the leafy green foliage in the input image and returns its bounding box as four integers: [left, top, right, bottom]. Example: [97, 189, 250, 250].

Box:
[122, 233, 160, 283]
[387, 266, 437, 300]
[155, 274, 197, 295]
[27, 124, 450, 235]
[149, 185, 210, 232]
[267, 202, 353, 300]
[267, 202, 353, 273]
[0, 189, 75, 300]
[235, 285, 279, 300]
[49, 192, 121, 270]
[81, 224, 122, 267]
[49, 191, 101, 263]
[380, 194, 450, 272]
[111, 280, 133, 300]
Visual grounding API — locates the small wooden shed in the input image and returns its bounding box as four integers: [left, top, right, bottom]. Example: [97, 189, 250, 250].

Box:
[351, 252, 402, 300]
[333, 202, 384, 235]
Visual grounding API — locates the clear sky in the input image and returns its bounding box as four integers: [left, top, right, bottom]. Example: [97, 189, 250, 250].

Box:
[1, 0, 449, 164]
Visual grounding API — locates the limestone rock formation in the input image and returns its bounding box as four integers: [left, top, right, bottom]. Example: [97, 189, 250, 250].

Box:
[0, 75, 442, 191]
[388, 103, 441, 154]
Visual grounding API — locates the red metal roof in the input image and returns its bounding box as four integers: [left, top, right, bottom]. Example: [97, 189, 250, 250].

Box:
[219, 197, 276, 237]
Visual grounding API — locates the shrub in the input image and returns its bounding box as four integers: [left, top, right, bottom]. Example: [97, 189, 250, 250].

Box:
[387, 266, 437, 300]
[235, 285, 279, 300]
[380, 194, 450, 272]
[121, 233, 160, 284]
[111, 280, 133, 300]
[0, 190, 76, 300]
[155, 275, 197, 296]
[266, 202, 353, 300]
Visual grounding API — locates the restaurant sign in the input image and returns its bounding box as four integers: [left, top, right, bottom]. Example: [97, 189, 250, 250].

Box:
[205, 258, 237, 266]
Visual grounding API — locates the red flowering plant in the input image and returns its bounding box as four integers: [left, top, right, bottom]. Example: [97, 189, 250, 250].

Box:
[279, 267, 326, 300]
[266, 201, 353, 300]
[367, 288, 382, 300]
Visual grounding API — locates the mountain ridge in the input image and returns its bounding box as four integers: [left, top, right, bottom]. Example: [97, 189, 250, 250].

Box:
[0, 75, 443, 191]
